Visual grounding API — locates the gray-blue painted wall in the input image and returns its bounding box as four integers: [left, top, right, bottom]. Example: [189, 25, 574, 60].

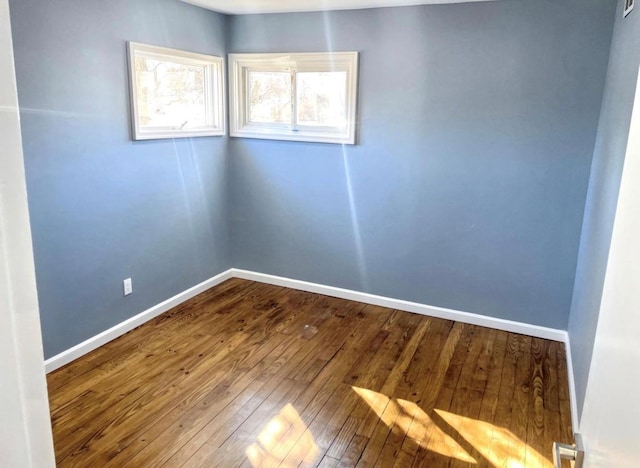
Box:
[228, 1, 615, 329]
[9, 0, 618, 360]
[9, 0, 231, 358]
[569, 0, 640, 420]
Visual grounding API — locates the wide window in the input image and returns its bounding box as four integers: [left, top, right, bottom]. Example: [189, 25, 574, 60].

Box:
[127, 42, 225, 140]
[229, 52, 359, 144]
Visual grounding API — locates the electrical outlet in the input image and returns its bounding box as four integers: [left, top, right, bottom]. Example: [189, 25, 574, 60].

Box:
[123, 278, 133, 296]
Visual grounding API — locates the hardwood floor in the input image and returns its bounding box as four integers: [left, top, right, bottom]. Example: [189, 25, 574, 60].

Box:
[47, 279, 574, 467]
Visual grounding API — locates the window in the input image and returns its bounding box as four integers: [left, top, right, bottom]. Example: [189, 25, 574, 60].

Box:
[229, 52, 359, 145]
[127, 42, 225, 140]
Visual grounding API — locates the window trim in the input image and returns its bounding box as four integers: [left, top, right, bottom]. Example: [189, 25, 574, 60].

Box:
[229, 52, 359, 145]
[127, 42, 226, 141]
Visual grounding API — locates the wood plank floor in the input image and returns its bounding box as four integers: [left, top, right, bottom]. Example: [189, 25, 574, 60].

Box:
[47, 279, 574, 467]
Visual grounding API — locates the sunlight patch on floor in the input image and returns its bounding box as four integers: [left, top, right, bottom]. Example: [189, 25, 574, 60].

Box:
[353, 386, 553, 467]
[352, 386, 477, 464]
[245, 403, 318, 467]
[244, 388, 553, 467]
[435, 409, 552, 468]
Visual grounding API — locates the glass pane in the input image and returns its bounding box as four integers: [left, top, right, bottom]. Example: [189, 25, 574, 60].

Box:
[134, 57, 208, 129]
[296, 71, 347, 127]
[248, 71, 291, 124]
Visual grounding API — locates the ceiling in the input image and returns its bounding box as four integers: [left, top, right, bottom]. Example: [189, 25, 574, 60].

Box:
[180, 0, 499, 15]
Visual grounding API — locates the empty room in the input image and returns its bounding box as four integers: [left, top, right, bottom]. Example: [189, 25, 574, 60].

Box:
[2, 0, 640, 466]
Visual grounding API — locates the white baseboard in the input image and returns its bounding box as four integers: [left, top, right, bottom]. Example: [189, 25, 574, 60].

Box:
[44, 266, 579, 431]
[231, 269, 567, 342]
[563, 335, 580, 432]
[43, 269, 234, 373]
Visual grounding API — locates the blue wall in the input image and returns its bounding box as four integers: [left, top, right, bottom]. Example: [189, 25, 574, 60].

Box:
[228, 1, 615, 329]
[10, 0, 619, 360]
[569, 0, 640, 419]
[9, 0, 231, 358]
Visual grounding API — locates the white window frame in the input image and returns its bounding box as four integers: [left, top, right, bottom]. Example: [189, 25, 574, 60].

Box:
[127, 42, 225, 140]
[229, 52, 359, 145]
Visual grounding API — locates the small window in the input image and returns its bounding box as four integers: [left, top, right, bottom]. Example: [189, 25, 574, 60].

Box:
[127, 42, 225, 140]
[229, 52, 359, 145]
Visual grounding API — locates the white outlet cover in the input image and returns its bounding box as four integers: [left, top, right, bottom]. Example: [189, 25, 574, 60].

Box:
[123, 278, 132, 296]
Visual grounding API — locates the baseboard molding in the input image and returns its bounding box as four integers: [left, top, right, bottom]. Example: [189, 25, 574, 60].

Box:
[563, 335, 580, 432]
[44, 266, 579, 435]
[45, 268, 571, 398]
[44, 269, 234, 373]
[231, 269, 567, 342]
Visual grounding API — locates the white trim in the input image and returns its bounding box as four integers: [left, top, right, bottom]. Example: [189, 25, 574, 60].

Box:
[180, 0, 501, 16]
[44, 269, 233, 373]
[43, 266, 579, 438]
[563, 334, 580, 432]
[44, 267, 570, 374]
[230, 269, 567, 342]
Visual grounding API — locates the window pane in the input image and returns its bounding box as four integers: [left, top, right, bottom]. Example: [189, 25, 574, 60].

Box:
[135, 57, 208, 129]
[248, 71, 291, 124]
[296, 72, 347, 127]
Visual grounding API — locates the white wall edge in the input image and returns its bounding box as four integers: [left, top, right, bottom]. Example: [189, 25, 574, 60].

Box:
[230, 269, 567, 342]
[562, 333, 580, 433]
[44, 269, 234, 373]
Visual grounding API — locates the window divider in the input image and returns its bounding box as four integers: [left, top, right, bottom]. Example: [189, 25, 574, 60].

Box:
[290, 68, 298, 132]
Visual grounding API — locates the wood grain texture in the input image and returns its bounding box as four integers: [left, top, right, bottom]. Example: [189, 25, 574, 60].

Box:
[48, 279, 573, 467]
